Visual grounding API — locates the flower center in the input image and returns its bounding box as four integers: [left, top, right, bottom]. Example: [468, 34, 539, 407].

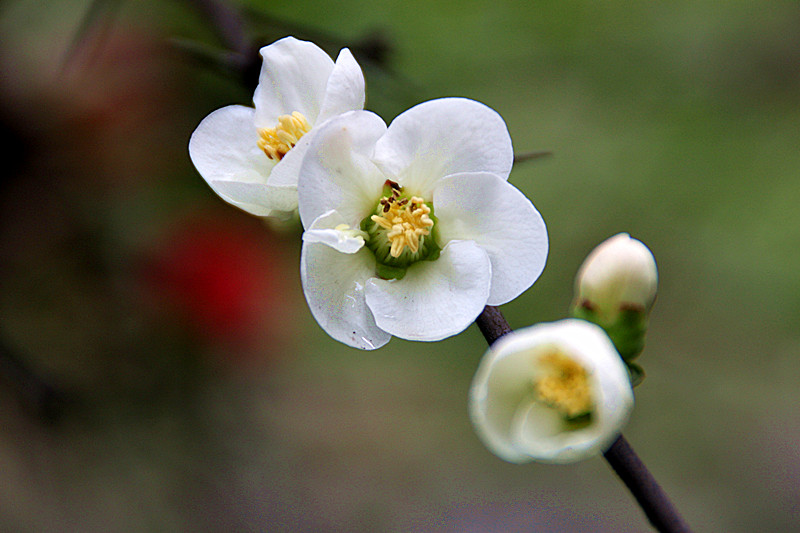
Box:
[361, 180, 440, 280]
[257, 111, 311, 161]
[535, 351, 593, 419]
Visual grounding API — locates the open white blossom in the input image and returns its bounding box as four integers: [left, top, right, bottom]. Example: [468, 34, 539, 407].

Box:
[575, 233, 658, 322]
[189, 36, 365, 217]
[298, 99, 548, 349]
[469, 319, 634, 464]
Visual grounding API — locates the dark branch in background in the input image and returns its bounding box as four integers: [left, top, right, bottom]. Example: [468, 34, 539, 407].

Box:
[474, 306, 692, 533]
[61, 0, 123, 73]
[0, 335, 65, 422]
[513, 150, 552, 164]
[180, 0, 391, 90]
[184, 0, 415, 98]
[241, 6, 390, 63]
[185, 0, 251, 55]
[180, 0, 262, 87]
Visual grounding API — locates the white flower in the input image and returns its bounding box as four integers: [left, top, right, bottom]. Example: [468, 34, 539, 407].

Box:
[188, 36, 365, 217]
[575, 233, 658, 321]
[297, 98, 548, 349]
[469, 319, 634, 464]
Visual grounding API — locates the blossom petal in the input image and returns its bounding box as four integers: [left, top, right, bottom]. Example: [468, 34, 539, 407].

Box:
[257, 48, 365, 194]
[297, 111, 388, 229]
[209, 181, 295, 216]
[433, 172, 548, 305]
[301, 240, 390, 350]
[189, 105, 277, 216]
[253, 37, 334, 126]
[302, 210, 365, 254]
[364, 240, 491, 341]
[372, 98, 513, 197]
[317, 48, 366, 123]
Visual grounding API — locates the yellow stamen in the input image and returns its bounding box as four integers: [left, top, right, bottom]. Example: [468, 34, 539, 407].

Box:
[370, 195, 434, 258]
[257, 111, 311, 161]
[535, 351, 593, 418]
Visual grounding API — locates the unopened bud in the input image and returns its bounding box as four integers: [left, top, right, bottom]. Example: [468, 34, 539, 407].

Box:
[574, 233, 657, 321]
[571, 233, 658, 378]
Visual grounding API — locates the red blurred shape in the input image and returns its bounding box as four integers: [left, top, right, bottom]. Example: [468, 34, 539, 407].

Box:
[141, 210, 298, 362]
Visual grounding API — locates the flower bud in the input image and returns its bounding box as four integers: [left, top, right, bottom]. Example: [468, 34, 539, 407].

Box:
[469, 319, 634, 464]
[571, 233, 657, 370]
[574, 233, 657, 320]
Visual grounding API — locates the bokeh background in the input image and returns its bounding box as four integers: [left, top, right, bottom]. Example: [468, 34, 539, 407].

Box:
[1, 0, 799, 531]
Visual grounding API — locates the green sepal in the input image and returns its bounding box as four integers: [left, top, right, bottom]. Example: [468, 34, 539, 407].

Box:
[626, 361, 646, 388]
[570, 304, 649, 388]
[570, 304, 647, 361]
[603, 307, 648, 362]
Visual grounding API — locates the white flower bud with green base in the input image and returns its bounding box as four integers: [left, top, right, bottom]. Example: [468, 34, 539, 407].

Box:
[570, 233, 658, 385]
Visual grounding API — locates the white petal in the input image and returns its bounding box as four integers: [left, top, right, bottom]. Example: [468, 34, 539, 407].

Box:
[302, 210, 366, 254]
[189, 105, 277, 215]
[297, 111, 388, 229]
[372, 98, 514, 197]
[317, 48, 366, 123]
[253, 37, 334, 126]
[433, 172, 548, 305]
[301, 241, 390, 350]
[511, 398, 615, 464]
[209, 181, 294, 216]
[364, 240, 491, 341]
[511, 401, 573, 460]
[469, 368, 536, 463]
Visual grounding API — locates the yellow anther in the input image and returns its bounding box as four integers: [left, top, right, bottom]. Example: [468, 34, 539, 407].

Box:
[257, 111, 311, 161]
[535, 351, 593, 418]
[370, 195, 434, 258]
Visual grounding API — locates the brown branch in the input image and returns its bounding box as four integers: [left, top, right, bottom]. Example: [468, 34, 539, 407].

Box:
[474, 306, 692, 533]
[604, 434, 692, 532]
[474, 305, 512, 346]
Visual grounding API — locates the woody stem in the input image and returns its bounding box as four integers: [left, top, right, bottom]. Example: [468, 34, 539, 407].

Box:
[474, 305, 692, 533]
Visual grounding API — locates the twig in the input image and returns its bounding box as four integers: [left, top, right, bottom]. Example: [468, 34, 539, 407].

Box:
[0, 336, 65, 422]
[604, 434, 692, 532]
[513, 150, 553, 164]
[182, 0, 261, 87]
[183, 0, 250, 55]
[474, 306, 691, 533]
[474, 305, 512, 346]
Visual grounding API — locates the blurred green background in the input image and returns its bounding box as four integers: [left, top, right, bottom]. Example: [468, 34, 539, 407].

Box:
[1, 0, 799, 531]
